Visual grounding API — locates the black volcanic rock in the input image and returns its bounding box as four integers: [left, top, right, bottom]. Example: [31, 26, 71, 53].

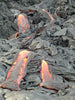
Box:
[0, 0, 75, 100]
[0, 2, 17, 39]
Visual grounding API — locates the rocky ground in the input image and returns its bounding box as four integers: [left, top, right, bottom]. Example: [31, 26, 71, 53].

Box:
[0, 0, 75, 100]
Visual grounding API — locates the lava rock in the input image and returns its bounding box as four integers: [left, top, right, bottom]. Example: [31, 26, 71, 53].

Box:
[0, 67, 6, 82]
[62, 16, 75, 29]
[21, 74, 41, 89]
[4, 90, 51, 100]
[48, 44, 58, 56]
[54, 28, 67, 36]
[0, 2, 17, 39]
[57, 0, 67, 4]
[69, 39, 75, 48]
[67, 28, 75, 40]
[29, 37, 50, 50]
[69, 89, 75, 96]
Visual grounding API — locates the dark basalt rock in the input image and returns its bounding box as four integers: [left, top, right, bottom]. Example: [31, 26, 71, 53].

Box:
[0, 0, 75, 100]
[0, 2, 17, 39]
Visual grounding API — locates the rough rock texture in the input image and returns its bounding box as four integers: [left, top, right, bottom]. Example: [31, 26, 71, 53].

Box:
[0, 2, 17, 38]
[0, 0, 75, 100]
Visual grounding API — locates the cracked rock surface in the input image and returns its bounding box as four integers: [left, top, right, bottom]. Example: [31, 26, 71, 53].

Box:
[0, 0, 75, 100]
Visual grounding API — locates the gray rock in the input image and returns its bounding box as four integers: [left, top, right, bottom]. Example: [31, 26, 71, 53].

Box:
[66, 6, 75, 15]
[36, 49, 48, 57]
[69, 40, 75, 48]
[46, 30, 51, 37]
[35, 0, 57, 10]
[0, 2, 17, 39]
[10, 9, 21, 17]
[57, 90, 67, 96]
[0, 98, 4, 100]
[49, 45, 58, 56]
[46, 25, 61, 36]
[0, 0, 75, 100]
[4, 90, 74, 100]
[24, 74, 41, 89]
[53, 96, 75, 100]
[72, 85, 75, 89]
[0, 88, 4, 100]
[54, 28, 67, 36]
[29, 37, 43, 50]
[38, 21, 44, 28]
[29, 37, 50, 50]
[0, 67, 6, 82]
[69, 89, 75, 96]
[68, 0, 75, 6]
[57, 0, 67, 4]
[0, 88, 10, 100]
[4, 90, 51, 100]
[63, 16, 75, 29]
[67, 28, 75, 40]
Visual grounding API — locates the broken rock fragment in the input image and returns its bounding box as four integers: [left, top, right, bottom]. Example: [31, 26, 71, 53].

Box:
[54, 28, 67, 36]
[67, 28, 75, 40]
[49, 44, 58, 56]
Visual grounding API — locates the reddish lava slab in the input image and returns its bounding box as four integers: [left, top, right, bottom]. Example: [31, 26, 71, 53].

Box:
[40, 60, 69, 90]
[15, 14, 30, 38]
[40, 60, 53, 83]
[0, 50, 30, 91]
